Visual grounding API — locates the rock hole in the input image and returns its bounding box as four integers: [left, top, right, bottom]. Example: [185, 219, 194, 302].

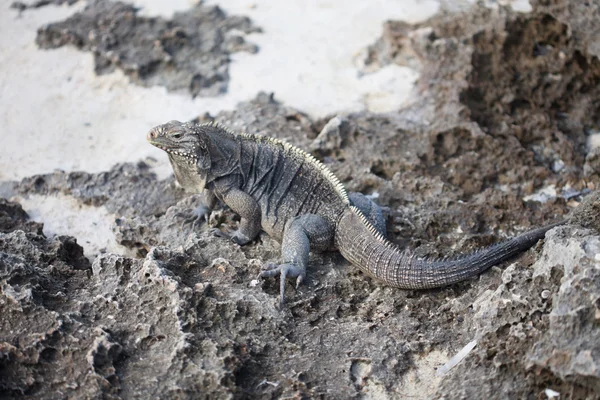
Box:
[40, 347, 57, 362]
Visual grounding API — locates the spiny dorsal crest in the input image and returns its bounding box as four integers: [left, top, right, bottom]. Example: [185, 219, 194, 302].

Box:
[351, 204, 472, 264]
[198, 120, 237, 136]
[199, 121, 349, 204]
[349, 205, 400, 252]
[350, 205, 390, 243]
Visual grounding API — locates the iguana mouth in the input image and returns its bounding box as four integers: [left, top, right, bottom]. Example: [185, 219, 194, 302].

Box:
[169, 150, 197, 166]
[167, 149, 194, 159]
[150, 142, 198, 165]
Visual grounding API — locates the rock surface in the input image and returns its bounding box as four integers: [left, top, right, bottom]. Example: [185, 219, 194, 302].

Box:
[35, 0, 260, 97]
[2, 0, 600, 398]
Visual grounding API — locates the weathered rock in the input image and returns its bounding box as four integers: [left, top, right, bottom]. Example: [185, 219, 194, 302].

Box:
[0, 198, 43, 234]
[361, 20, 428, 72]
[3, 0, 600, 398]
[437, 226, 600, 399]
[17, 161, 185, 218]
[10, 0, 79, 10]
[310, 116, 354, 153]
[568, 190, 600, 232]
[584, 147, 600, 178]
[35, 0, 260, 97]
[0, 216, 284, 398]
[528, 228, 600, 392]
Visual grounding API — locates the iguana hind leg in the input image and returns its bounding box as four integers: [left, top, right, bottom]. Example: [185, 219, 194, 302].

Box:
[348, 192, 386, 236]
[260, 214, 333, 305]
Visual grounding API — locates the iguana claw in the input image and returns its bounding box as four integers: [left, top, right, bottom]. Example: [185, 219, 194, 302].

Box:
[209, 228, 252, 245]
[176, 204, 210, 232]
[259, 263, 306, 305]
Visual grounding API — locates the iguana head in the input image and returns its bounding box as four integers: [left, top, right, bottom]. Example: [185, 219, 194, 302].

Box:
[147, 120, 212, 192]
[147, 120, 208, 166]
[148, 120, 242, 192]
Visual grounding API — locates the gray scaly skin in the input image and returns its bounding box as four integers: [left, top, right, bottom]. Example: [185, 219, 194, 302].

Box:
[148, 121, 563, 304]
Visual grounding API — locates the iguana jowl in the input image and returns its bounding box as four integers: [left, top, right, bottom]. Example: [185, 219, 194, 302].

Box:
[148, 120, 561, 303]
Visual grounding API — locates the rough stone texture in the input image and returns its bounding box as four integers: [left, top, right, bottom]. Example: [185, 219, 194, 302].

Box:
[435, 226, 600, 399]
[0, 198, 43, 235]
[569, 189, 600, 232]
[17, 161, 185, 218]
[364, 0, 600, 196]
[35, 0, 260, 97]
[11, 0, 79, 11]
[535, 0, 600, 59]
[528, 228, 600, 392]
[362, 20, 427, 72]
[3, 0, 600, 398]
[0, 223, 282, 398]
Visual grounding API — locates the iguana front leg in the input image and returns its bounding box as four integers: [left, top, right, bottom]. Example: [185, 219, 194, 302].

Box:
[216, 187, 261, 245]
[181, 189, 218, 231]
[260, 214, 333, 304]
[177, 190, 218, 233]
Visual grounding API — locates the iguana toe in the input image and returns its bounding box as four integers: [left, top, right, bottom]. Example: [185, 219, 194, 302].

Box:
[260, 263, 306, 305]
[176, 204, 210, 232]
[229, 230, 251, 245]
[209, 227, 227, 238]
[209, 228, 252, 246]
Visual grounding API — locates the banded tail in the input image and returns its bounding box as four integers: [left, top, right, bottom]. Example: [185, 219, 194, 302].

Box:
[335, 207, 563, 289]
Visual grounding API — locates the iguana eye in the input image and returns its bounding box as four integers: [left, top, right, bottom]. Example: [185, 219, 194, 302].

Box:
[172, 133, 183, 139]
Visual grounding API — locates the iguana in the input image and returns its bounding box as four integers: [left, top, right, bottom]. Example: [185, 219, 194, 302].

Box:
[147, 120, 562, 304]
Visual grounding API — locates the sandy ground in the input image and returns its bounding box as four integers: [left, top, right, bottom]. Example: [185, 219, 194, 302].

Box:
[0, 0, 439, 183]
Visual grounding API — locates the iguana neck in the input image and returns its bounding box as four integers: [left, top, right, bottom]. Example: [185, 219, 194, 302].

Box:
[168, 154, 207, 193]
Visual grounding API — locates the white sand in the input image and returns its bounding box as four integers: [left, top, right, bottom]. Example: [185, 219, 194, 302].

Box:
[14, 193, 133, 258]
[0, 0, 441, 182]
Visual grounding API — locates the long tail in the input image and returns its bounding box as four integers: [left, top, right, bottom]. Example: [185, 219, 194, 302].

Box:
[335, 206, 563, 289]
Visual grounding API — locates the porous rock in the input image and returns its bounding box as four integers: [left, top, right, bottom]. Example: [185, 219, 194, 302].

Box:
[4, 0, 600, 397]
[36, 0, 260, 97]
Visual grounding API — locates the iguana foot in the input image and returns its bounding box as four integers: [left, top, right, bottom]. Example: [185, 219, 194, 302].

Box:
[177, 204, 211, 232]
[229, 230, 252, 245]
[209, 228, 252, 245]
[259, 263, 306, 305]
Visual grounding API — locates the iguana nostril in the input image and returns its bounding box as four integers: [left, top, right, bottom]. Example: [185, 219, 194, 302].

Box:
[147, 130, 156, 140]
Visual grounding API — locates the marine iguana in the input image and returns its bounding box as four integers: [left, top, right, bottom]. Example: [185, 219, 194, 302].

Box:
[147, 120, 561, 304]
